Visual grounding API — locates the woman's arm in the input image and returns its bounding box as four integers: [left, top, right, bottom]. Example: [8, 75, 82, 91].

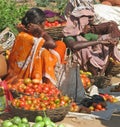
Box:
[66, 39, 111, 51]
[67, 39, 100, 50]
[41, 31, 56, 49]
[27, 23, 56, 49]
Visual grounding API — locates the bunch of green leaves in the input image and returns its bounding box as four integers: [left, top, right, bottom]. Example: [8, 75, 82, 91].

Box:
[35, 0, 50, 7]
[0, 0, 28, 35]
[55, 0, 68, 15]
[35, 0, 68, 15]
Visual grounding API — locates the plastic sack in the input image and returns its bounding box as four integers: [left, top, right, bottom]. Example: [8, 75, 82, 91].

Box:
[58, 63, 85, 104]
[0, 80, 13, 113]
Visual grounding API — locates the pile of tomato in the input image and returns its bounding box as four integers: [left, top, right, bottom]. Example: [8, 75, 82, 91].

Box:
[9, 78, 71, 111]
[11, 94, 70, 111]
[8, 78, 60, 96]
[80, 73, 91, 89]
[44, 20, 66, 28]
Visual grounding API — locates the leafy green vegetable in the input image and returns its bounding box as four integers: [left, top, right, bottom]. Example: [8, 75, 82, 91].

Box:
[0, 0, 28, 35]
[35, 0, 68, 15]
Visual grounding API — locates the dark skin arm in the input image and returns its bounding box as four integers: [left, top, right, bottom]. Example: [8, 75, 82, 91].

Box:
[67, 22, 118, 51]
[66, 39, 111, 51]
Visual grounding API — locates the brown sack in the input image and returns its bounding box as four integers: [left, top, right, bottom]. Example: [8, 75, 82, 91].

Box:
[100, 0, 120, 6]
[0, 54, 7, 78]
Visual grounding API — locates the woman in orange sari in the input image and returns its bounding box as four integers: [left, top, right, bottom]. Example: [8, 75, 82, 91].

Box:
[6, 8, 66, 86]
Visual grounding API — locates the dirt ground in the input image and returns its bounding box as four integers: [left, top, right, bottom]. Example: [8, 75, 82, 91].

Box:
[57, 113, 120, 127]
[56, 76, 120, 127]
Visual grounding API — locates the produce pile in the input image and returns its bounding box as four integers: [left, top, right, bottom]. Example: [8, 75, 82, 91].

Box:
[0, 115, 65, 127]
[44, 10, 66, 29]
[8, 78, 71, 111]
[80, 70, 92, 90]
[68, 70, 119, 113]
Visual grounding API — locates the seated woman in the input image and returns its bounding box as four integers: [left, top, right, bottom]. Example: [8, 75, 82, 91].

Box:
[63, 0, 120, 76]
[5, 8, 66, 86]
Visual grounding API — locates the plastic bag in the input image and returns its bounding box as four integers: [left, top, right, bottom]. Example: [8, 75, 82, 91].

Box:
[58, 64, 85, 104]
[0, 80, 13, 113]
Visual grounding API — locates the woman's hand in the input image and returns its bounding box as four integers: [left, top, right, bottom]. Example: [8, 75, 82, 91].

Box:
[101, 38, 119, 46]
[27, 23, 44, 38]
[26, 23, 56, 49]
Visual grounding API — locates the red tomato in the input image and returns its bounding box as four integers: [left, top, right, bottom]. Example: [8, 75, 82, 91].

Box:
[101, 107, 106, 111]
[96, 104, 102, 110]
[19, 100, 26, 108]
[18, 87, 24, 93]
[24, 104, 30, 110]
[51, 22, 56, 27]
[46, 22, 52, 27]
[54, 21, 59, 25]
[80, 74, 87, 78]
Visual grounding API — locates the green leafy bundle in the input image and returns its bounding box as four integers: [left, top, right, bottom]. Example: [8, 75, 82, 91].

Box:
[0, 0, 28, 34]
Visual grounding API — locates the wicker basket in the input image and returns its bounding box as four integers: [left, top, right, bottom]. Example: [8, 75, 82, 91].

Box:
[45, 26, 65, 40]
[105, 61, 120, 76]
[0, 28, 15, 50]
[90, 75, 111, 88]
[9, 104, 70, 122]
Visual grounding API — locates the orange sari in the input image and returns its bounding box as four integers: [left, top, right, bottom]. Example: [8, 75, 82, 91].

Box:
[7, 32, 66, 85]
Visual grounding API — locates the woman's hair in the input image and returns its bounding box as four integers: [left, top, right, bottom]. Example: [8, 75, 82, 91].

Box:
[22, 8, 46, 27]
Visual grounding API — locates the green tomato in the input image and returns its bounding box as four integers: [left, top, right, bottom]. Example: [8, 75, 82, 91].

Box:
[43, 117, 51, 126]
[9, 125, 18, 127]
[46, 125, 53, 127]
[50, 122, 56, 127]
[21, 117, 29, 124]
[24, 78, 32, 84]
[18, 123, 27, 127]
[2, 120, 13, 127]
[25, 123, 30, 127]
[32, 122, 44, 127]
[12, 116, 22, 125]
[57, 124, 65, 127]
[35, 116, 43, 123]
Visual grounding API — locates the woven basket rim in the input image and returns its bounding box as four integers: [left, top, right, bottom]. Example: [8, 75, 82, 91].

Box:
[9, 103, 70, 122]
[9, 103, 70, 112]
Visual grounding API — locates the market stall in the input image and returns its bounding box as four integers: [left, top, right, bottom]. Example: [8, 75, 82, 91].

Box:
[0, 1, 120, 127]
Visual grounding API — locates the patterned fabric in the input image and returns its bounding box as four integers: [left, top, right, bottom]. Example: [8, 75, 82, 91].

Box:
[70, 0, 94, 15]
[63, 0, 94, 36]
